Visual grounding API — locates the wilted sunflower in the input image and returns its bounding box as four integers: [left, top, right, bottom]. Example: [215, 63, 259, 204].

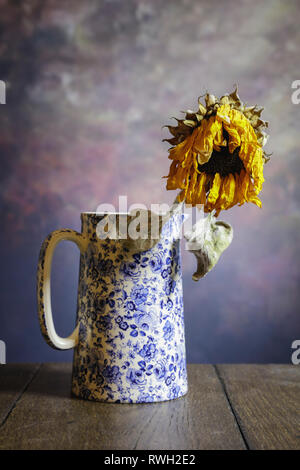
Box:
[164, 87, 270, 216]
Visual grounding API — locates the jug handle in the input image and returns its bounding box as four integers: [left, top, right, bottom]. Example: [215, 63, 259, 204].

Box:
[37, 229, 87, 350]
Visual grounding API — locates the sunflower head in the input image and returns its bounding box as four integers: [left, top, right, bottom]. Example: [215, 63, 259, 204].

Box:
[163, 87, 270, 216]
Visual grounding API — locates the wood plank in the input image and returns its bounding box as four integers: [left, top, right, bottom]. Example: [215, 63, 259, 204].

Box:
[217, 364, 300, 450]
[0, 364, 40, 426]
[0, 363, 245, 450]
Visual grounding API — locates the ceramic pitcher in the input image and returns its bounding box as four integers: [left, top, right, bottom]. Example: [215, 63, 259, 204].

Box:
[37, 208, 188, 403]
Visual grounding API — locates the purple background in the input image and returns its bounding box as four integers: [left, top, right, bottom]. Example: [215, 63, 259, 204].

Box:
[0, 0, 300, 363]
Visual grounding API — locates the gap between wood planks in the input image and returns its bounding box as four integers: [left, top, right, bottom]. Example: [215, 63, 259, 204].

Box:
[213, 365, 250, 450]
[0, 363, 43, 429]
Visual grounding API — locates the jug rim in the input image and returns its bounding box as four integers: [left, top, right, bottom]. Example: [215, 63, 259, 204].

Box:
[81, 211, 129, 215]
[81, 211, 173, 216]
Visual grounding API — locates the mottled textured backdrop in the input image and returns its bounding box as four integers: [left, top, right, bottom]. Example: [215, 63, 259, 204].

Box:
[1, 0, 300, 362]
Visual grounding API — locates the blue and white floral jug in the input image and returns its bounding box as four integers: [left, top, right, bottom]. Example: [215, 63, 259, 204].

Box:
[37, 206, 188, 403]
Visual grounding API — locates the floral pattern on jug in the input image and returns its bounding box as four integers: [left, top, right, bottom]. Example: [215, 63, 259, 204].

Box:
[37, 210, 188, 403]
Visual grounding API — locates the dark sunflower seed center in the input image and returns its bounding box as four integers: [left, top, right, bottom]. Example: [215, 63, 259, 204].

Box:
[197, 129, 245, 177]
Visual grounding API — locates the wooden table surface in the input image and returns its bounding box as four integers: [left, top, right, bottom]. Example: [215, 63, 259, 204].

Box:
[0, 363, 299, 450]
